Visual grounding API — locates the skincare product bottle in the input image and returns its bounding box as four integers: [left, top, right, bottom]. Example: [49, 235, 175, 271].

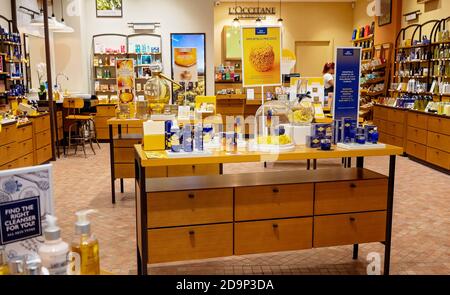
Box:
[71, 209, 100, 275]
[194, 123, 203, 152]
[38, 215, 69, 275]
[170, 123, 181, 152]
[182, 124, 193, 152]
[0, 246, 10, 275]
[8, 256, 25, 275]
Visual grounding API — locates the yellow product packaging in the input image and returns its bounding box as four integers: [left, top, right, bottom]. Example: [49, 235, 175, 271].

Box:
[143, 120, 166, 151]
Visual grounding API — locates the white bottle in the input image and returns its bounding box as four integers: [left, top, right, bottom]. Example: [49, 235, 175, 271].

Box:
[38, 215, 69, 275]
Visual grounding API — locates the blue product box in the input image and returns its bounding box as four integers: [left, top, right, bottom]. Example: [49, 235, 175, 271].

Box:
[306, 136, 322, 149]
[333, 120, 342, 144]
[364, 125, 377, 142]
[311, 123, 333, 138]
[343, 118, 357, 143]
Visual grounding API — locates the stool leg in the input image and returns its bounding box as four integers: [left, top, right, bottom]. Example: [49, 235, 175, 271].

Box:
[89, 137, 96, 155]
[91, 119, 101, 149]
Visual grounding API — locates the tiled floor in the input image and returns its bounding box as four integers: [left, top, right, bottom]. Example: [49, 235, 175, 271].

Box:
[52, 144, 450, 275]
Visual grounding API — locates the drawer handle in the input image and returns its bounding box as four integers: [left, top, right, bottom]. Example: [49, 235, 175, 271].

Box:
[192, 165, 196, 170]
[189, 230, 195, 235]
[272, 223, 279, 229]
[349, 217, 356, 222]
[188, 193, 195, 199]
[272, 188, 279, 193]
[350, 183, 357, 188]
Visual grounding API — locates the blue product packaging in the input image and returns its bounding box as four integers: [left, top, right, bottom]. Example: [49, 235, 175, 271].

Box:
[311, 123, 333, 138]
[182, 124, 193, 152]
[343, 118, 357, 143]
[307, 136, 322, 148]
[170, 125, 181, 152]
[194, 124, 203, 151]
[165, 120, 173, 149]
[364, 125, 377, 142]
[371, 128, 379, 144]
[333, 120, 343, 144]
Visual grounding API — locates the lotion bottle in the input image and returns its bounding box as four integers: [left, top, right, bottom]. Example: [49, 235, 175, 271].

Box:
[71, 209, 100, 275]
[0, 246, 10, 275]
[38, 215, 69, 275]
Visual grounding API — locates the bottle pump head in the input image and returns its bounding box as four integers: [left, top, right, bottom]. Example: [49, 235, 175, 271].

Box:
[75, 209, 97, 235]
[44, 215, 61, 241]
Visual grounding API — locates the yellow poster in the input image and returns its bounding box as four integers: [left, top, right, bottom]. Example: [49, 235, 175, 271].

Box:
[242, 26, 282, 87]
[116, 59, 135, 103]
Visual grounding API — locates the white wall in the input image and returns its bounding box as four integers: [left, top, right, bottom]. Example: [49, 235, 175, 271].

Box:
[0, 0, 12, 20]
[54, 0, 215, 94]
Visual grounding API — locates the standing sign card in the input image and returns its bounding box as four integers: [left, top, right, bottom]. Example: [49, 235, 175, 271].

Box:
[116, 59, 135, 104]
[0, 165, 54, 257]
[241, 26, 282, 87]
[333, 48, 362, 121]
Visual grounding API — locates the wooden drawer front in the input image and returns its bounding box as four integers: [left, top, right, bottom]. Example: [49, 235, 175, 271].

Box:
[313, 212, 386, 248]
[94, 116, 110, 127]
[315, 179, 388, 215]
[115, 163, 134, 178]
[36, 145, 52, 164]
[235, 184, 313, 221]
[387, 108, 406, 123]
[235, 218, 313, 255]
[386, 122, 404, 138]
[17, 153, 34, 168]
[0, 124, 16, 144]
[0, 142, 18, 165]
[373, 106, 388, 120]
[407, 126, 427, 145]
[114, 139, 142, 148]
[167, 164, 220, 177]
[16, 125, 33, 142]
[127, 127, 143, 135]
[34, 115, 50, 133]
[372, 119, 387, 133]
[96, 127, 118, 140]
[96, 105, 116, 117]
[147, 188, 233, 228]
[17, 139, 33, 157]
[427, 132, 450, 153]
[0, 159, 19, 171]
[406, 141, 427, 160]
[378, 132, 388, 144]
[114, 148, 134, 163]
[428, 117, 450, 136]
[35, 130, 51, 149]
[145, 166, 167, 178]
[426, 147, 450, 170]
[408, 112, 428, 129]
[148, 224, 233, 264]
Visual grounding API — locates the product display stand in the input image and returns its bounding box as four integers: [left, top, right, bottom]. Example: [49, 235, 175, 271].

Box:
[134, 144, 402, 275]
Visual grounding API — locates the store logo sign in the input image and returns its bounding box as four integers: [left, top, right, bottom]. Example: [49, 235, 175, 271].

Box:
[367, 0, 383, 17]
[343, 49, 354, 56]
[255, 28, 268, 35]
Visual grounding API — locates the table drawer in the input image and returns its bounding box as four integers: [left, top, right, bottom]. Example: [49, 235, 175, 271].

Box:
[0, 124, 16, 144]
[235, 184, 313, 221]
[113, 138, 142, 148]
[386, 122, 404, 138]
[114, 147, 134, 163]
[167, 164, 220, 177]
[426, 147, 450, 170]
[96, 105, 116, 117]
[313, 211, 387, 248]
[94, 116, 110, 127]
[407, 126, 427, 145]
[147, 188, 233, 228]
[36, 145, 52, 164]
[33, 115, 50, 133]
[408, 112, 428, 129]
[428, 116, 450, 136]
[384, 134, 404, 147]
[406, 140, 427, 160]
[0, 159, 19, 171]
[17, 139, 33, 158]
[115, 163, 167, 179]
[17, 153, 34, 168]
[387, 108, 406, 123]
[235, 218, 313, 255]
[96, 127, 118, 140]
[427, 132, 450, 153]
[372, 119, 387, 133]
[16, 125, 33, 142]
[148, 223, 233, 264]
[315, 179, 388, 215]
[127, 127, 143, 135]
[373, 106, 388, 120]
[0, 142, 18, 166]
[35, 130, 52, 149]
[145, 166, 168, 178]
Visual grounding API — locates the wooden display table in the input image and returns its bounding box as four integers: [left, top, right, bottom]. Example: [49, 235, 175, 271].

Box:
[134, 144, 403, 275]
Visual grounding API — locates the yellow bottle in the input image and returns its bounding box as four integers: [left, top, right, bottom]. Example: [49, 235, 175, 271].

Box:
[71, 210, 100, 275]
[0, 246, 10, 275]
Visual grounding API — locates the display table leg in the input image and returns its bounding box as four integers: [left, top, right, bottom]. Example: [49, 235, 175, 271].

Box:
[135, 153, 148, 275]
[109, 124, 116, 204]
[120, 179, 124, 193]
[353, 244, 359, 260]
[384, 155, 396, 275]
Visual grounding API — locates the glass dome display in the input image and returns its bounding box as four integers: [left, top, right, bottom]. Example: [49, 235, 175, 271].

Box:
[144, 70, 171, 114]
[254, 100, 295, 151]
[291, 97, 315, 125]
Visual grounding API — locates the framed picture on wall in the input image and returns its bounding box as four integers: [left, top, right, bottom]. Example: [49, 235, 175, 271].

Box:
[378, 0, 392, 27]
[170, 33, 207, 104]
[96, 0, 123, 18]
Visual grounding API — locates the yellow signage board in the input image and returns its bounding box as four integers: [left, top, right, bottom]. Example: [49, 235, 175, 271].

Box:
[241, 26, 282, 87]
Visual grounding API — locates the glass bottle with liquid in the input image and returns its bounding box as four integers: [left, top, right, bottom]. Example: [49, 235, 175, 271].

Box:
[0, 246, 10, 275]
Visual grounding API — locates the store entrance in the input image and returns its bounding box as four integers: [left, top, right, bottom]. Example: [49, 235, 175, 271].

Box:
[295, 41, 332, 76]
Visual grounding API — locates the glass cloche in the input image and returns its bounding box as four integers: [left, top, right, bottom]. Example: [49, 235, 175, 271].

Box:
[144, 70, 171, 114]
[290, 96, 315, 125]
[254, 100, 295, 151]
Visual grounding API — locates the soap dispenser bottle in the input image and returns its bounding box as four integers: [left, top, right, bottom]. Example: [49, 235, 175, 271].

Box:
[38, 215, 69, 275]
[71, 209, 100, 275]
[0, 246, 10, 275]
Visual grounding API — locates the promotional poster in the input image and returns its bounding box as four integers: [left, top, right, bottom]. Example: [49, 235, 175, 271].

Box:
[116, 59, 135, 103]
[241, 26, 282, 87]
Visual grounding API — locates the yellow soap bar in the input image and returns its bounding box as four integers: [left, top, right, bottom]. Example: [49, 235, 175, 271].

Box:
[144, 134, 165, 151]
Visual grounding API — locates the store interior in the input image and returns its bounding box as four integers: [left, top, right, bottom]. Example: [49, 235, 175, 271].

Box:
[0, 0, 449, 275]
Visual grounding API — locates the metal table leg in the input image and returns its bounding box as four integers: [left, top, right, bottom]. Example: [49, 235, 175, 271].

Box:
[384, 155, 396, 275]
[352, 156, 365, 260]
[109, 124, 116, 204]
[135, 152, 148, 275]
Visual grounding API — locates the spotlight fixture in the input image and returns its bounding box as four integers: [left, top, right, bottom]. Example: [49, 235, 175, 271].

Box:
[277, 18, 283, 27]
[232, 17, 240, 28]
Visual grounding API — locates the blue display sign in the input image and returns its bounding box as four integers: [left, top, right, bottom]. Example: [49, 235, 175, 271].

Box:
[333, 48, 361, 121]
[0, 197, 41, 245]
[255, 27, 268, 35]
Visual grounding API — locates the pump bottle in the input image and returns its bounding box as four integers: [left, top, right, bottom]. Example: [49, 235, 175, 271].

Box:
[71, 209, 100, 275]
[0, 246, 10, 275]
[38, 215, 69, 275]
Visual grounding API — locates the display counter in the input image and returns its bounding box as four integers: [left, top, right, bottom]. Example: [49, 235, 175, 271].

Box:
[373, 104, 450, 172]
[134, 143, 403, 275]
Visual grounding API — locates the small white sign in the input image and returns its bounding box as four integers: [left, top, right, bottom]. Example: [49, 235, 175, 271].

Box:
[247, 89, 255, 100]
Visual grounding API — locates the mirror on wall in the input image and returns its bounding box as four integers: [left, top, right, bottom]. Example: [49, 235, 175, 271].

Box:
[23, 33, 46, 93]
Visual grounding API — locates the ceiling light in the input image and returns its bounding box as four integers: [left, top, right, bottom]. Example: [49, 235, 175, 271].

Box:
[232, 17, 240, 28]
[256, 17, 262, 26]
[277, 18, 283, 27]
